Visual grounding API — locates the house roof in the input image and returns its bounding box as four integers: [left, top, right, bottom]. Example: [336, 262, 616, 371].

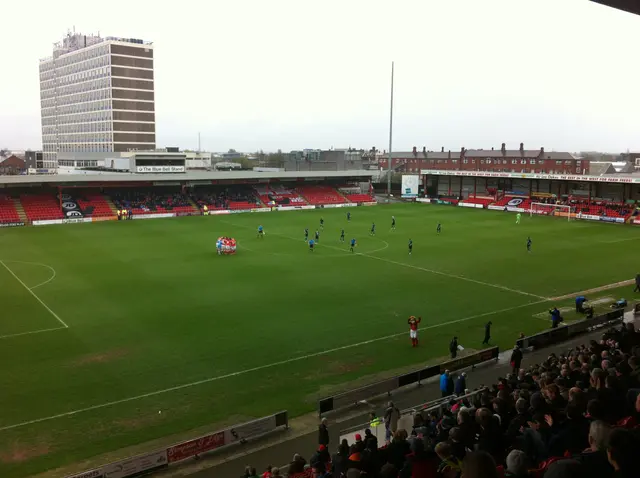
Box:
[387, 148, 577, 160]
[588, 162, 616, 176]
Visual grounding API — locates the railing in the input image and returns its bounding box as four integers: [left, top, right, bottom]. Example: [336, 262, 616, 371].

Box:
[338, 389, 487, 446]
[516, 308, 625, 350]
[66, 411, 288, 478]
[318, 347, 499, 416]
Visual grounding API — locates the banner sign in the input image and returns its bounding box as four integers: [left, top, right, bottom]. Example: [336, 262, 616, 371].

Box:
[401, 175, 420, 198]
[229, 209, 253, 214]
[251, 208, 271, 213]
[342, 202, 358, 207]
[224, 415, 277, 444]
[67, 470, 104, 478]
[421, 169, 640, 184]
[175, 211, 198, 217]
[136, 166, 185, 174]
[459, 203, 483, 209]
[277, 205, 315, 211]
[102, 450, 168, 478]
[92, 216, 117, 222]
[633, 217, 640, 225]
[33, 219, 64, 226]
[208, 210, 231, 215]
[62, 218, 93, 225]
[599, 216, 625, 224]
[166, 432, 225, 463]
[60, 193, 84, 219]
[0, 222, 25, 228]
[132, 213, 175, 220]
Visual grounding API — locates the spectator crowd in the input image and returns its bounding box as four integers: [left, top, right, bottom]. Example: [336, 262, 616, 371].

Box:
[246, 323, 640, 478]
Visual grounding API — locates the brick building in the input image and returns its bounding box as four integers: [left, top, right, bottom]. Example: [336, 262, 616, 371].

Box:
[378, 143, 588, 175]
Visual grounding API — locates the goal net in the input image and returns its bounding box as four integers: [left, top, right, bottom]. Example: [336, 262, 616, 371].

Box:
[530, 202, 572, 221]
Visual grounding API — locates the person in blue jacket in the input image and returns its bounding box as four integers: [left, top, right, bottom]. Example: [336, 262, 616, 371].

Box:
[549, 307, 563, 328]
[440, 370, 451, 398]
[575, 296, 588, 313]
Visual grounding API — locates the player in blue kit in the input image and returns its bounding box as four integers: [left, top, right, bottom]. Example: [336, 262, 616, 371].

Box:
[257, 225, 264, 238]
[370, 223, 376, 236]
[320, 217, 324, 230]
[436, 223, 442, 234]
[315, 230, 320, 242]
[527, 236, 532, 252]
[408, 239, 413, 255]
[309, 239, 315, 251]
[340, 229, 345, 242]
[350, 238, 357, 252]
[347, 211, 351, 221]
[391, 216, 396, 231]
[304, 228, 309, 241]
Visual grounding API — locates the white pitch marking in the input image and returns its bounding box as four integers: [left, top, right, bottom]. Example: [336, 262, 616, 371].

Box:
[222, 220, 546, 300]
[0, 260, 69, 329]
[0, 326, 67, 341]
[0, 299, 547, 432]
[0, 261, 58, 291]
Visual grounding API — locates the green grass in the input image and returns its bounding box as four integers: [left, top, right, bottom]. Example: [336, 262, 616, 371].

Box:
[0, 204, 637, 477]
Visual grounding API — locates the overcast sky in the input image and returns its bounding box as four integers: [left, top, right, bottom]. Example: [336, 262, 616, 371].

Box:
[0, 0, 638, 153]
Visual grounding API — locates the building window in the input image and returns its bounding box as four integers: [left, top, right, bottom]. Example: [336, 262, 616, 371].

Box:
[556, 160, 562, 165]
[463, 159, 468, 164]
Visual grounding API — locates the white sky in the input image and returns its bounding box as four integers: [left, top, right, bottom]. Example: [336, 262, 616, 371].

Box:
[0, 0, 638, 153]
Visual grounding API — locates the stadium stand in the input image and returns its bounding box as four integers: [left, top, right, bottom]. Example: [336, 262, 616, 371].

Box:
[75, 191, 114, 218]
[109, 189, 197, 215]
[20, 193, 64, 221]
[0, 194, 21, 224]
[569, 199, 634, 220]
[297, 185, 347, 205]
[343, 193, 375, 203]
[255, 185, 307, 206]
[250, 324, 640, 478]
[493, 195, 533, 210]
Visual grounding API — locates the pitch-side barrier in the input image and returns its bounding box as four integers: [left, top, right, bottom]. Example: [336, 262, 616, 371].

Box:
[516, 308, 625, 350]
[66, 411, 288, 478]
[338, 389, 487, 446]
[318, 347, 499, 416]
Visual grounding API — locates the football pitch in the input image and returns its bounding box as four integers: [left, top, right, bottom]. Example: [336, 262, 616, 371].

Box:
[0, 204, 637, 477]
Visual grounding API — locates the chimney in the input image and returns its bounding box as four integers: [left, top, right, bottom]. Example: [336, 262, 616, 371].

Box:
[460, 147, 466, 159]
[448, 150, 451, 160]
[501, 143, 506, 156]
[441, 146, 445, 153]
[491, 147, 494, 151]
[539, 147, 545, 159]
[412, 146, 417, 158]
[422, 146, 427, 158]
[519, 143, 524, 158]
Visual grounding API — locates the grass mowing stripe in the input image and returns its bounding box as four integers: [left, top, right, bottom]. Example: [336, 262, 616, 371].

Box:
[0, 299, 545, 432]
[223, 220, 548, 300]
[0, 260, 69, 329]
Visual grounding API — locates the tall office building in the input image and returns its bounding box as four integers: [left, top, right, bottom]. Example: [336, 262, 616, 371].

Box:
[39, 32, 156, 168]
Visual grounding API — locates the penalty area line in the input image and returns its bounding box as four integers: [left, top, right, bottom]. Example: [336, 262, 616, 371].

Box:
[0, 260, 69, 329]
[0, 299, 546, 432]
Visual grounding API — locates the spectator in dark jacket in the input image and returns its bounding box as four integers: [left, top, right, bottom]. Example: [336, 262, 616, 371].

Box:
[454, 373, 467, 396]
[450, 337, 459, 359]
[575, 420, 614, 478]
[331, 440, 350, 478]
[310, 445, 330, 474]
[461, 451, 499, 478]
[318, 418, 329, 447]
[510, 345, 523, 374]
[287, 454, 306, 475]
[387, 430, 411, 470]
[606, 428, 640, 478]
